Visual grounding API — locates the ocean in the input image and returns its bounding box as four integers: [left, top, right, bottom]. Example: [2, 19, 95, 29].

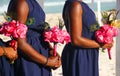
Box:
[0, 0, 116, 14]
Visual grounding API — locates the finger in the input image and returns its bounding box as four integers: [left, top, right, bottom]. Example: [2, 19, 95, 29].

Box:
[55, 61, 61, 68]
[10, 54, 18, 61]
[58, 61, 61, 67]
[10, 57, 15, 60]
[13, 54, 18, 60]
[58, 57, 61, 60]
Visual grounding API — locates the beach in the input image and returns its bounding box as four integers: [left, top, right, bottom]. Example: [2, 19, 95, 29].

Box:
[0, 13, 116, 76]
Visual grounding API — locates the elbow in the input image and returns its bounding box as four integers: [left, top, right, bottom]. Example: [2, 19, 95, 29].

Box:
[18, 42, 25, 49]
[71, 36, 82, 46]
[17, 38, 27, 49]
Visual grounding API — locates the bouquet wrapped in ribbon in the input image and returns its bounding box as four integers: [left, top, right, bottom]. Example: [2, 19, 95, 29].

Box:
[96, 10, 120, 59]
[44, 20, 71, 56]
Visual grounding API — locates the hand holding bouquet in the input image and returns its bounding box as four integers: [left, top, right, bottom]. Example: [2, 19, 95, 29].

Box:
[44, 21, 71, 56]
[0, 20, 28, 63]
[44, 26, 71, 56]
[96, 10, 120, 59]
[95, 24, 119, 59]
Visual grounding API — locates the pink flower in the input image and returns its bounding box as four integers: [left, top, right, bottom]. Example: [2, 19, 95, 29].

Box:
[112, 26, 119, 36]
[9, 40, 17, 50]
[44, 26, 71, 44]
[62, 30, 71, 44]
[44, 26, 71, 56]
[0, 20, 16, 36]
[0, 20, 28, 38]
[95, 24, 119, 59]
[13, 21, 28, 38]
[95, 25, 118, 44]
[44, 31, 52, 42]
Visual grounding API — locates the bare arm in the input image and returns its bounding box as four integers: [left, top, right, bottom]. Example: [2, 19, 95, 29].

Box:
[15, 0, 47, 64]
[69, 2, 112, 48]
[14, 0, 62, 68]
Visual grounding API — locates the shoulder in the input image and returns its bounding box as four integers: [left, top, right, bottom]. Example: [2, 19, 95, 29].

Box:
[16, 0, 29, 13]
[70, 1, 83, 14]
[70, 1, 83, 12]
[16, 0, 28, 9]
[71, 1, 82, 9]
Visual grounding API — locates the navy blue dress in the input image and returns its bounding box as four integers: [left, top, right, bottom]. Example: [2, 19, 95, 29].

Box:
[62, 1, 99, 76]
[6, 0, 52, 76]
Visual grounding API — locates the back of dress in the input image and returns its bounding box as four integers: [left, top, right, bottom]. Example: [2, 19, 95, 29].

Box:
[62, 1, 99, 76]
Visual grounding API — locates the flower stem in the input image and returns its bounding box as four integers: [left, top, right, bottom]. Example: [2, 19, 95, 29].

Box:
[107, 48, 111, 60]
[53, 43, 57, 56]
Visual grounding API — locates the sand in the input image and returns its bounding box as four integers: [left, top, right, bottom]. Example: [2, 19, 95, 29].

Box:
[0, 13, 116, 76]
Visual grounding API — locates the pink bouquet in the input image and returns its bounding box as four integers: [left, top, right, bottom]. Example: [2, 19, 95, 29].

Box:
[0, 20, 28, 50]
[44, 26, 71, 56]
[95, 24, 119, 59]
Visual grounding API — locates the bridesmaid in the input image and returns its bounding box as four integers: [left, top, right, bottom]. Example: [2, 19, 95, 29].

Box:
[2, 0, 61, 76]
[61, 0, 113, 76]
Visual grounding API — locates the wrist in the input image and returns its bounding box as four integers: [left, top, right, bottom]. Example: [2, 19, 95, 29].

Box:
[43, 57, 48, 66]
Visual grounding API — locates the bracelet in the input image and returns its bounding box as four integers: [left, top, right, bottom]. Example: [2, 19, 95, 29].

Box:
[1, 47, 7, 56]
[44, 58, 48, 66]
